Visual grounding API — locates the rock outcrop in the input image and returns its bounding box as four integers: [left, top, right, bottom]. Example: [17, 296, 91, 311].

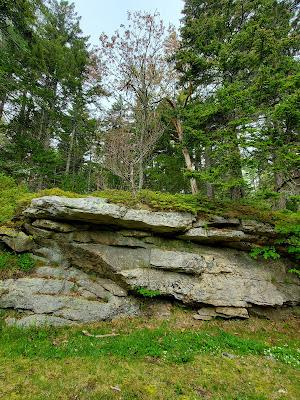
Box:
[0, 196, 299, 326]
[1, 265, 139, 327]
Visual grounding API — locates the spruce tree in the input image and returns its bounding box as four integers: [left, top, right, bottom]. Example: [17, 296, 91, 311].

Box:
[176, 0, 299, 204]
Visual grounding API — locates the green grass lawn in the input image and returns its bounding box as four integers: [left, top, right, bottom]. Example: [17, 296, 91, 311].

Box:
[0, 309, 299, 400]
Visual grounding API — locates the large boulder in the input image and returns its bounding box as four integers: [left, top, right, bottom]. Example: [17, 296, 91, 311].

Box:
[29, 228, 299, 309]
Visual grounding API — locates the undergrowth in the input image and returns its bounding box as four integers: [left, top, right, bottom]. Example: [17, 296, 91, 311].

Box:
[250, 246, 281, 260]
[0, 174, 281, 222]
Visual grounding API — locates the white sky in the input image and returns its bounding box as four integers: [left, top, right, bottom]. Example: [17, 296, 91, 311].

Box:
[72, 0, 184, 45]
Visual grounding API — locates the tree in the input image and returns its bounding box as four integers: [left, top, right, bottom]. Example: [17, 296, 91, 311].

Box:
[0, 0, 102, 191]
[101, 99, 163, 193]
[240, 0, 300, 208]
[98, 11, 174, 191]
[175, 0, 299, 204]
[0, 0, 39, 119]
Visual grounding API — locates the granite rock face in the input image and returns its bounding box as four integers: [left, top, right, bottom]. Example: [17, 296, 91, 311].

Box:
[0, 196, 299, 326]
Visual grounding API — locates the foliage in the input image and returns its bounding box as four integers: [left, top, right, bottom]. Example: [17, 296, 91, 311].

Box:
[250, 246, 281, 261]
[174, 0, 299, 203]
[0, 174, 29, 223]
[136, 287, 161, 298]
[0, 0, 102, 192]
[288, 269, 300, 278]
[0, 0, 299, 205]
[274, 212, 300, 260]
[98, 11, 173, 193]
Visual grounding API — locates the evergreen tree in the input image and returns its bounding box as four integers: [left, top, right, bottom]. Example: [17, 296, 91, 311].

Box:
[0, 0, 102, 191]
[175, 0, 299, 204]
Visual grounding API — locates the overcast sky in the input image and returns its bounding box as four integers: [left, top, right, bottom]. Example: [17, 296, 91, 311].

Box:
[72, 0, 184, 46]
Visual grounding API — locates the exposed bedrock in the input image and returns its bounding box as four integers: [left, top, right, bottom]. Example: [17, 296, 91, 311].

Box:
[0, 196, 298, 326]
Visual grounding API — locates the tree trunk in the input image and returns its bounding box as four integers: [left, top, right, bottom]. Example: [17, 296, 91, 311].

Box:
[0, 96, 6, 119]
[274, 171, 287, 209]
[229, 135, 244, 200]
[230, 186, 244, 201]
[65, 126, 76, 175]
[41, 79, 58, 149]
[204, 148, 214, 199]
[16, 92, 27, 144]
[130, 163, 136, 195]
[87, 152, 92, 192]
[173, 118, 199, 195]
[138, 157, 144, 190]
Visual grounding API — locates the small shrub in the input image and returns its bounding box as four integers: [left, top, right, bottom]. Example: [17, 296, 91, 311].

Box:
[0, 174, 29, 223]
[0, 251, 12, 269]
[250, 246, 280, 260]
[275, 213, 300, 260]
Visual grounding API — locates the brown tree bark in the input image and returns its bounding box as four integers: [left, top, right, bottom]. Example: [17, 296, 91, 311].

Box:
[229, 137, 244, 201]
[204, 148, 214, 199]
[172, 117, 199, 195]
[274, 171, 287, 209]
[65, 126, 76, 175]
[0, 96, 6, 119]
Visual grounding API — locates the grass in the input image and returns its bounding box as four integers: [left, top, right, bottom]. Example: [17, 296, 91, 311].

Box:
[0, 309, 299, 399]
[0, 250, 35, 279]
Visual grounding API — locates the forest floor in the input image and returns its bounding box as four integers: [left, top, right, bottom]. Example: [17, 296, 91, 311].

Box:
[0, 308, 299, 400]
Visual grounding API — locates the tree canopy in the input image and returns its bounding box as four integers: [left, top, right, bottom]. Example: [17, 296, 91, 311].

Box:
[0, 0, 298, 210]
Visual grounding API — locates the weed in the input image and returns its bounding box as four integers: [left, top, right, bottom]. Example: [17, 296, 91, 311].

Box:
[250, 246, 281, 260]
[17, 253, 35, 272]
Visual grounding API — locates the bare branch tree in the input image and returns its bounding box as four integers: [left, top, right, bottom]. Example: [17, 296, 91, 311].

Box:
[97, 11, 175, 191]
[104, 110, 163, 193]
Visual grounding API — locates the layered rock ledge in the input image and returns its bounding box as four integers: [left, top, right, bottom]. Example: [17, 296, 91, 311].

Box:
[0, 196, 299, 326]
